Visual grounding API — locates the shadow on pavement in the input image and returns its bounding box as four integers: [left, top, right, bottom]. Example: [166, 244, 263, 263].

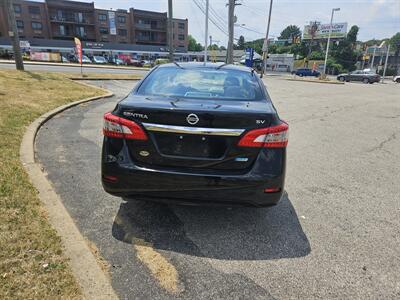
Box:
[112, 192, 310, 260]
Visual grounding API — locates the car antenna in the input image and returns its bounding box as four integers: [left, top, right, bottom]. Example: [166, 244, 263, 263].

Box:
[173, 62, 183, 69]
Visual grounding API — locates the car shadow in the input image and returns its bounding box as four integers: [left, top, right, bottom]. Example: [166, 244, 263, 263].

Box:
[112, 192, 311, 260]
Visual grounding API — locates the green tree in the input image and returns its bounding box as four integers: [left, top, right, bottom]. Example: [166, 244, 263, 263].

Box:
[237, 35, 245, 50]
[279, 25, 301, 40]
[390, 32, 400, 55]
[330, 25, 359, 71]
[219, 45, 227, 50]
[188, 35, 203, 51]
[207, 44, 219, 51]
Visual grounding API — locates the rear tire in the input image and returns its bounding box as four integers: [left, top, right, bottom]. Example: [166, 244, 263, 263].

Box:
[299, 73, 303, 77]
[339, 76, 345, 82]
[363, 78, 369, 84]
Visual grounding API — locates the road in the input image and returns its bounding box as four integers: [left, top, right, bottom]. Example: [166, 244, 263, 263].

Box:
[0, 62, 148, 75]
[36, 78, 400, 299]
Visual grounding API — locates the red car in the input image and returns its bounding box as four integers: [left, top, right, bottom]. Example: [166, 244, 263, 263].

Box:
[118, 55, 143, 67]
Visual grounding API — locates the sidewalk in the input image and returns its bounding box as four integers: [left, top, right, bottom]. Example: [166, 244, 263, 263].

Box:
[0, 59, 150, 71]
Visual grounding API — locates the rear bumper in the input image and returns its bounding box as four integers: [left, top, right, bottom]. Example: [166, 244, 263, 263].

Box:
[102, 142, 286, 207]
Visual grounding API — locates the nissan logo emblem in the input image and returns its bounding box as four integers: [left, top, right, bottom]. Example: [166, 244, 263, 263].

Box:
[187, 114, 199, 125]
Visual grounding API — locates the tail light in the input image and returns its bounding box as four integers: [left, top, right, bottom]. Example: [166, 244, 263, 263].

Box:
[238, 122, 288, 148]
[103, 112, 148, 140]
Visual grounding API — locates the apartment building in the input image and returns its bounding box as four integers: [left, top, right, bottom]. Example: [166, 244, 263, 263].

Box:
[0, 0, 188, 50]
[173, 18, 189, 50]
[0, 0, 49, 40]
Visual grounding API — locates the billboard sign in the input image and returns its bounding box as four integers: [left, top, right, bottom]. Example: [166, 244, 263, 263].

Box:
[303, 22, 347, 40]
[108, 11, 117, 35]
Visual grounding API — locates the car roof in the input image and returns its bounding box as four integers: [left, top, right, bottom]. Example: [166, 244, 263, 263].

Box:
[157, 62, 253, 73]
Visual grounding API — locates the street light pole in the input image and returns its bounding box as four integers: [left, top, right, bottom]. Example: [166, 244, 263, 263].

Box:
[382, 44, 390, 83]
[323, 8, 340, 76]
[370, 46, 377, 70]
[204, 0, 209, 65]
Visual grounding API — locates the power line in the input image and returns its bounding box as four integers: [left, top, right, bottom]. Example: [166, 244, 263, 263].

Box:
[193, 0, 230, 37]
[235, 24, 264, 35]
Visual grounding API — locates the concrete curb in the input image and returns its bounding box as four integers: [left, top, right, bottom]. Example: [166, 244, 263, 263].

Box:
[0, 59, 150, 71]
[20, 81, 119, 300]
[287, 78, 345, 85]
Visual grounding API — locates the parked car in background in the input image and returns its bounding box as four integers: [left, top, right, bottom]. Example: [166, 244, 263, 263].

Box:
[127, 59, 143, 67]
[292, 68, 320, 77]
[81, 55, 92, 64]
[115, 58, 124, 66]
[337, 70, 381, 84]
[118, 56, 143, 67]
[154, 58, 170, 65]
[142, 61, 153, 68]
[92, 56, 107, 64]
[393, 75, 400, 83]
[61, 56, 70, 63]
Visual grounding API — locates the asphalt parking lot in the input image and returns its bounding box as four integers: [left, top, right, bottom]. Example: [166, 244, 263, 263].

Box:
[36, 78, 400, 299]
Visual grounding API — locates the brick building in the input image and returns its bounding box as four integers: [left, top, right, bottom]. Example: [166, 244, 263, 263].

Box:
[0, 0, 188, 51]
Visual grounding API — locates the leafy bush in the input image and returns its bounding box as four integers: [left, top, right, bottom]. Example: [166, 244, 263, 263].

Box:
[378, 68, 397, 76]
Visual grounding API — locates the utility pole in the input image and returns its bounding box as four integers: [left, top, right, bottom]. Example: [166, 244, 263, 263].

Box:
[261, 0, 273, 77]
[4, 0, 24, 70]
[203, 0, 209, 65]
[323, 8, 340, 76]
[227, 0, 240, 64]
[168, 0, 174, 62]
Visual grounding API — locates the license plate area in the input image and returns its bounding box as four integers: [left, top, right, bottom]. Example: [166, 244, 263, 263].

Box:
[152, 132, 229, 159]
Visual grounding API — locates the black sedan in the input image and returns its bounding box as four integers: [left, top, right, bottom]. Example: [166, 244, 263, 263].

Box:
[337, 70, 381, 84]
[102, 62, 288, 207]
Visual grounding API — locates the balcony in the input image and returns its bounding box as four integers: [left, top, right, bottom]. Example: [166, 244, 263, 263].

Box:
[50, 15, 94, 26]
[135, 23, 166, 32]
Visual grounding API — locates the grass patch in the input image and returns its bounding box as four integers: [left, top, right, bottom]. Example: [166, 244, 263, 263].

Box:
[0, 70, 105, 299]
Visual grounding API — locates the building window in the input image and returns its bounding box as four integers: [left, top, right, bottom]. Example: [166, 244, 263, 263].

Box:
[118, 29, 127, 36]
[59, 25, 66, 36]
[16, 20, 24, 29]
[178, 23, 185, 30]
[13, 4, 22, 14]
[75, 26, 85, 37]
[178, 34, 185, 41]
[98, 14, 107, 21]
[28, 6, 41, 15]
[31, 22, 43, 30]
[99, 27, 109, 34]
[118, 16, 126, 23]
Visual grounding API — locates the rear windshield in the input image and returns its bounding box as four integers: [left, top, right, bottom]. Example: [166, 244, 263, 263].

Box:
[137, 67, 264, 101]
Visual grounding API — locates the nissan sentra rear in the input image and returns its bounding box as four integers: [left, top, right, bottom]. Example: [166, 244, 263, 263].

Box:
[101, 62, 288, 207]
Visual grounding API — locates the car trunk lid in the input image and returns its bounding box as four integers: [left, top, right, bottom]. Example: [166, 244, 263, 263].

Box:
[115, 96, 279, 172]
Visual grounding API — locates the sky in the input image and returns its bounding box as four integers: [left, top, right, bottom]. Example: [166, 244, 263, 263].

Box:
[36, 0, 400, 46]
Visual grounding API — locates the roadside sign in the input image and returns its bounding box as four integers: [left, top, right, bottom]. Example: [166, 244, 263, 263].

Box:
[303, 22, 347, 40]
[20, 40, 30, 49]
[74, 37, 83, 76]
[74, 37, 82, 64]
[108, 11, 117, 35]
